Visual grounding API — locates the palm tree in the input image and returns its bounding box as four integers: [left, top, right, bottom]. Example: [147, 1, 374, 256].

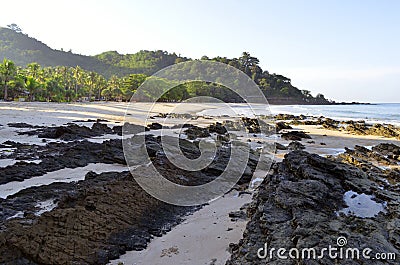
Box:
[72, 66, 86, 100]
[0, 59, 16, 100]
[107, 75, 120, 100]
[26, 63, 41, 79]
[85, 71, 98, 101]
[101, 88, 112, 101]
[95, 75, 107, 100]
[25, 76, 40, 101]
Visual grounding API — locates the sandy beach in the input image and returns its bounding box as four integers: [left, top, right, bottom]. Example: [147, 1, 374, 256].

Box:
[110, 191, 251, 265]
[0, 102, 399, 264]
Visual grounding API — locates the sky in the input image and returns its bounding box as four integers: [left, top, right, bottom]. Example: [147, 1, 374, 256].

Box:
[1, 0, 399, 102]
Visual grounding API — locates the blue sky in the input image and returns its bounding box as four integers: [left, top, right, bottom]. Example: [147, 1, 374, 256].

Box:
[1, 0, 399, 102]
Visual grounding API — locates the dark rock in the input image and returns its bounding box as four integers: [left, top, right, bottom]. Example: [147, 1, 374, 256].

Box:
[184, 126, 210, 140]
[0, 139, 127, 185]
[0, 171, 194, 265]
[229, 210, 247, 221]
[227, 150, 400, 265]
[275, 114, 305, 120]
[91, 122, 113, 135]
[72, 118, 109, 123]
[281, 131, 312, 141]
[208, 122, 227, 134]
[241, 118, 261, 133]
[275, 122, 292, 132]
[217, 134, 230, 143]
[275, 143, 287, 150]
[7, 122, 43, 129]
[147, 122, 163, 130]
[113, 122, 148, 136]
[19, 122, 115, 141]
[0, 122, 269, 264]
[287, 141, 305, 151]
[321, 118, 339, 130]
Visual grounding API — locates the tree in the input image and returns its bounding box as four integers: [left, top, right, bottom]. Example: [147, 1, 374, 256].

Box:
[85, 71, 98, 101]
[301, 90, 312, 98]
[122, 74, 147, 97]
[95, 75, 107, 100]
[238, 52, 260, 77]
[7, 23, 22, 33]
[26, 63, 41, 79]
[0, 59, 17, 100]
[101, 88, 112, 101]
[25, 76, 40, 101]
[44, 77, 63, 102]
[72, 66, 84, 99]
[106, 75, 121, 101]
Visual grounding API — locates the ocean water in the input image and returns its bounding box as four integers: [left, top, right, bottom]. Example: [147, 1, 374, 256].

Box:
[270, 103, 400, 125]
[197, 103, 400, 125]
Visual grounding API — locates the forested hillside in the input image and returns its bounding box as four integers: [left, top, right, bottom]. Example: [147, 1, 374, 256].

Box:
[0, 25, 331, 104]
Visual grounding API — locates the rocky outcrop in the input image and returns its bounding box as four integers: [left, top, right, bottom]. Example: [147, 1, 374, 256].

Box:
[281, 131, 312, 141]
[18, 122, 115, 141]
[280, 115, 400, 139]
[208, 122, 228, 134]
[147, 122, 163, 130]
[227, 149, 400, 265]
[0, 170, 194, 265]
[184, 125, 211, 140]
[275, 114, 306, 121]
[223, 118, 273, 135]
[287, 141, 305, 151]
[275, 143, 287, 151]
[275, 122, 292, 132]
[0, 139, 125, 185]
[7, 122, 44, 129]
[0, 124, 266, 264]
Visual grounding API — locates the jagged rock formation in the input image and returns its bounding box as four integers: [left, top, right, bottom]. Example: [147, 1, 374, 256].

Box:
[227, 149, 400, 265]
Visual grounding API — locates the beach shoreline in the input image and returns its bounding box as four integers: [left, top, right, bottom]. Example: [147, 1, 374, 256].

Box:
[0, 102, 399, 264]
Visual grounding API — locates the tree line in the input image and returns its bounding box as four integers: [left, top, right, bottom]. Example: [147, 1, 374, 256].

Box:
[0, 59, 147, 102]
[0, 52, 330, 103]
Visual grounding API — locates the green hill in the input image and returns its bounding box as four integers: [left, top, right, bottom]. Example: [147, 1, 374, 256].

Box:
[0, 27, 120, 77]
[0, 27, 187, 77]
[94, 50, 189, 75]
[0, 26, 331, 104]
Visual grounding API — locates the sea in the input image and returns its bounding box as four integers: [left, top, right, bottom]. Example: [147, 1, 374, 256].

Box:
[197, 103, 400, 126]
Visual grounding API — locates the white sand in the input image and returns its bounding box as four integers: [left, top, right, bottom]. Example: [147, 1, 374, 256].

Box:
[110, 191, 251, 265]
[0, 101, 217, 126]
[0, 102, 219, 145]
